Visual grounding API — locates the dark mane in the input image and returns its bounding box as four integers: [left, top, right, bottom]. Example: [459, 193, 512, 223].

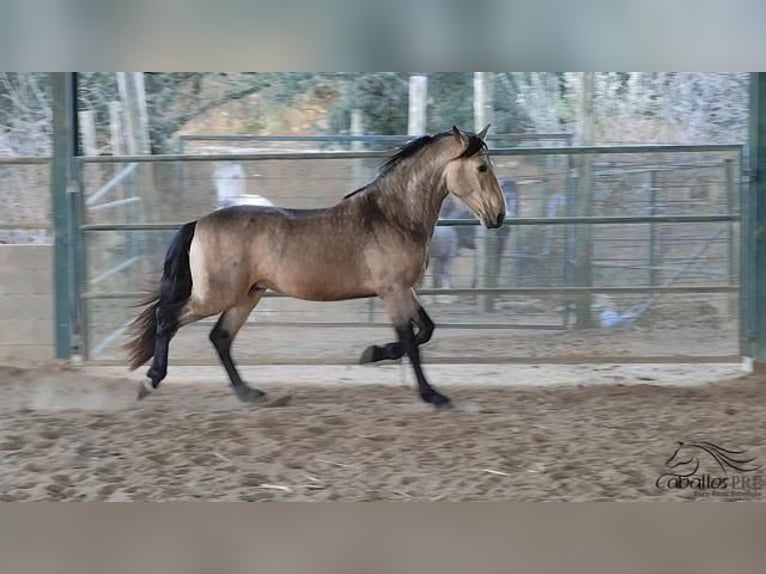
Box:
[378, 134, 438, 176]
[343, 130, 486, 200]
[343, 134, 436, 199]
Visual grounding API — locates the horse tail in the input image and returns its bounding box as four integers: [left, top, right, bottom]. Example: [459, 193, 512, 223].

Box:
[125, 220, 197, 370]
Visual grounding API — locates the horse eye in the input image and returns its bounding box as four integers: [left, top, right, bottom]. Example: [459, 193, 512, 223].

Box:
[477, 164, 488, 173]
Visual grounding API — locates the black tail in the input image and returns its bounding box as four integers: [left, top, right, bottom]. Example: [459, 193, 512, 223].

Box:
[125, 221, 197, 370]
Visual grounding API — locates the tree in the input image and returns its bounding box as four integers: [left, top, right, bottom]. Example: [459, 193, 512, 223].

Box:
[0, 73, 751, 159]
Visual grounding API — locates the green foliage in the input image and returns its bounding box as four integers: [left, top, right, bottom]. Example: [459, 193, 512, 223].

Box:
[0, 73, 53, 154]
[492, 76, 535, 136]
[426, 73, 474, 131]
[324, 72, 532, 138]
[353, 73, 409, 134]
[1, 73, 748, 159]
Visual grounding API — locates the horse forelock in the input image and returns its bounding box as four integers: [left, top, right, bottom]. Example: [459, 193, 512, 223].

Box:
[458, 133, 488, 159]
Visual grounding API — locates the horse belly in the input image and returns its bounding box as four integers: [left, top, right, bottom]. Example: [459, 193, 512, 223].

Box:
[261, 222, 389, 300]
[272, 260, 374, 302]
[279, 274, 373, 301]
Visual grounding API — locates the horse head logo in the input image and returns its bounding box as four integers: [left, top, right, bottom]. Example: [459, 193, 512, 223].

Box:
[663, 441, 760, 478]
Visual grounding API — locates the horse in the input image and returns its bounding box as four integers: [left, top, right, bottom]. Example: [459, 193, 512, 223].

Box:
[428, 178, 518, 299]
[125, 125, 506, 408]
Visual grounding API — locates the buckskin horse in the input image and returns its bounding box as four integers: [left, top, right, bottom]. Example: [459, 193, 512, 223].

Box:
[125, 125, 506, 408]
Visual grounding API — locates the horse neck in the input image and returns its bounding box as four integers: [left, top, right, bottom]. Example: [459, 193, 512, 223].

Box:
[374, 154, 449, 236]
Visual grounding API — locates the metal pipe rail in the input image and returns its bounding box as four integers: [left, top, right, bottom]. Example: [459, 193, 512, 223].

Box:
[179, 132, 574, 142]
[79, 144, 743, 164]
[159, 321, 569, 331]
[80, 214, 740, 232]
[82, 285, 738, 301]
[0, 222, 50, 230]
[0, 157, 50, 165]
[0, 143, 742, 167]
[438, 214, 739, 226]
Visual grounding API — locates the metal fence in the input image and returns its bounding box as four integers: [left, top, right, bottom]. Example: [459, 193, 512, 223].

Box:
[68, 141, 743, 364]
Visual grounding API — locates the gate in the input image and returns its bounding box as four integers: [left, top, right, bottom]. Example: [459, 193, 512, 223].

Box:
[68, 141, 744, 365]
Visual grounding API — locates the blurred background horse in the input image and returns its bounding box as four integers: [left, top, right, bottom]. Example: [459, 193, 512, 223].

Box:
[213, 161, 274, 209]
[428, 178, 518, 303]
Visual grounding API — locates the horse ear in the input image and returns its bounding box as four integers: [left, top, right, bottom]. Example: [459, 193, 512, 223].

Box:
[452, 125, 469, 147]
[478, 124, 490, 140]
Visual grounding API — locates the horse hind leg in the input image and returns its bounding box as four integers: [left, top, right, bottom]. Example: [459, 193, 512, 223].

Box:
[133, 220, 199, 400]
[378, 288, 449, 407]
[209, 293, 267, 403]
[135, 298, 206, 400]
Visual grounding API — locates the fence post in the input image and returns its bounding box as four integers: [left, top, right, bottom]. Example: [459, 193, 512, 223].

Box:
[49, 73, 77, 359]
[407, 75, 428, 136]
[108, 101, 126, 156]
[474, 72, 494, 312]
[562, 152, 577, 328]
[74, 161, 90, 360]
[648, 170, 659, 297]
[117, 72, 154, 275]
[745, 73, 766, 369]
[574, 73, 594, 329]
[78, 110, 98, 156]
[725, 159, 736, 315]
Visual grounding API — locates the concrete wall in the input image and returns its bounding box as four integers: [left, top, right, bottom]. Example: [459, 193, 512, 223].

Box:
[0, 245, 53, 363]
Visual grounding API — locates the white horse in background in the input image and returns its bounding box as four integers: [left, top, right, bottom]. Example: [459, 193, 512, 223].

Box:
[213, 161, 274, 318]
[213, 161, 274, 209]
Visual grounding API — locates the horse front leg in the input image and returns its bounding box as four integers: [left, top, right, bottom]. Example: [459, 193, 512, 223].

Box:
[359, 297, 435, 365]
[375, 287, 450, 407]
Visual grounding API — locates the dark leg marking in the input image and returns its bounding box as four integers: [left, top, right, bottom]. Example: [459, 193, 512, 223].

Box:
[140, 301, 186, 399]
[395, 320, 451, 408]
[209, 312, 267, 403]
[359, 306, 434, 364]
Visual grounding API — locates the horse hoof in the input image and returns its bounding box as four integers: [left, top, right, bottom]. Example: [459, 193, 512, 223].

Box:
[264, 394, 293, 408]
[424, 392, 452, 410]
[433, 398, 453, 411]
[359, 346, 376, 364]
[235, 386, 269, 403]
[136, 379, 153, 401]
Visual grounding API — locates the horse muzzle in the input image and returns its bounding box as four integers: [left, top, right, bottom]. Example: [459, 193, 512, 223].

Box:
[485, 211, 505, 229]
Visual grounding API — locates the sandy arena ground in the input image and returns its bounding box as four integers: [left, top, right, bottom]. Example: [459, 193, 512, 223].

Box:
[1, 361, 764, 502]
